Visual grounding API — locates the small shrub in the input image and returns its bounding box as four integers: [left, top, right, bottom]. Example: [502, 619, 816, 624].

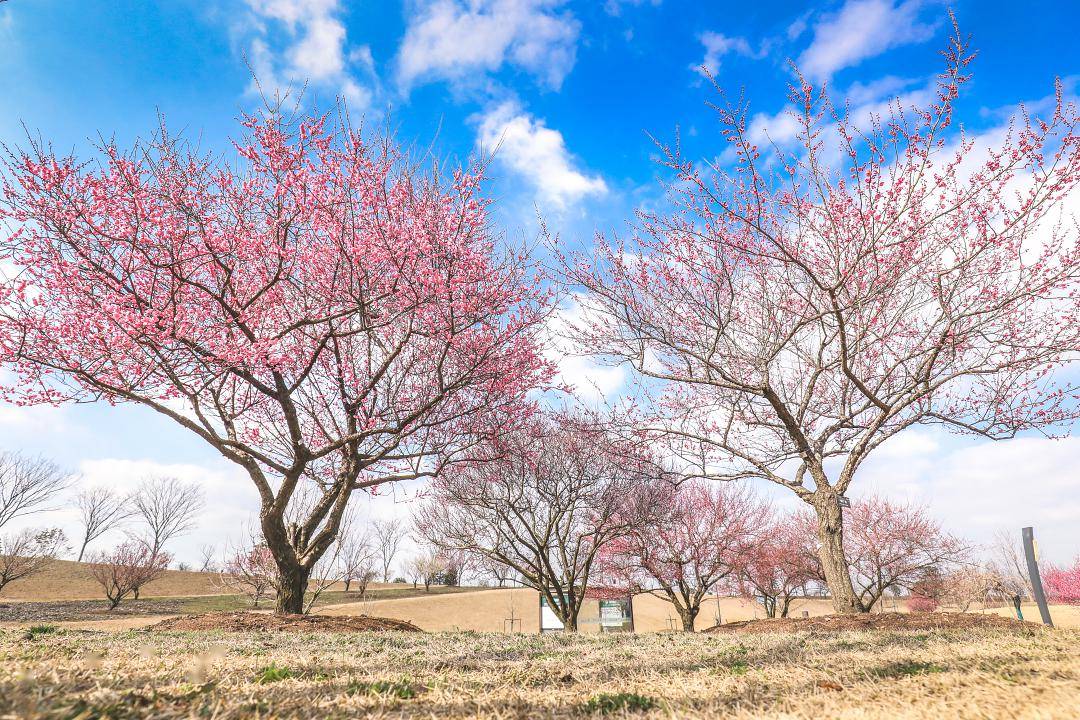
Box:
[583, 692, 657, 714]
[906, 594, 939, 613]
[25, 624, 59, 639]
[256, 664, 295, 684]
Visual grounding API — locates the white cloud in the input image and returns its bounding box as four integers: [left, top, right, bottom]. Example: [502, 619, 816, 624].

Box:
[396, 0, 579, 92]
[244, 0, 376, 108]
[603, 0, 661, 16]
[856, 433, 1080, 566]
[544, 296, 626, 404]
[797, 0, 937, 82]
[692, 31, 766, 78]
[475, 101, 607, 209]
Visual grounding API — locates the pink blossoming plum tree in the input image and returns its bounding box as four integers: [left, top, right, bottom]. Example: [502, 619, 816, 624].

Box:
[615, 480, 768, 631]
[0, 107, 552, 614]
[563, 27, 1080, 613]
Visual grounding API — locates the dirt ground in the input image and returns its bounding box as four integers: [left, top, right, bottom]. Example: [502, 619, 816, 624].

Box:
[2, 620, 1077, 718]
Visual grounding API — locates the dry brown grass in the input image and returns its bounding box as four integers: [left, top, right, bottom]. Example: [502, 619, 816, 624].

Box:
[1, 621, 1077, 718]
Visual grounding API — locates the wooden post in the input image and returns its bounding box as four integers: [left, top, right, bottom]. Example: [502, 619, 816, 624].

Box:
[1022, 527, 1053, 628]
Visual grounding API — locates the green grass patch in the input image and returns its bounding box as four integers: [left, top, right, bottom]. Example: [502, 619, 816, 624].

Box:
[583, 692, 657, 714]
[871, 660, 947, 678]
[255, 663, 295, 684]
[726, 659, 750, 675]
[347, 678, 421, 699]
[24, 624, 59, 639]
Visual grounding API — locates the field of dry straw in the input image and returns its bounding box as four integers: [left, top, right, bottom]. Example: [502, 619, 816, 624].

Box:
[2, 620, 1079, 719]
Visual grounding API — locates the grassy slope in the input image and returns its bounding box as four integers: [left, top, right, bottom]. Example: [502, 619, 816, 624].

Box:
[0, 558, 448, 602]
[1, 624, 1077, 718]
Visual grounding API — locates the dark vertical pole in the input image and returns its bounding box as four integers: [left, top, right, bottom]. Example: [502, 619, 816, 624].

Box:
[627, 594, 635, 634]
[1022, 527, 1053, 628]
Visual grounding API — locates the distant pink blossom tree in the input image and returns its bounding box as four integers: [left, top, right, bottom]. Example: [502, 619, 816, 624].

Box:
[89, 540, 171, 610]
[415, 410, 665, 631]
[619, 481, 768, 631]
[562, 24, 1080, 613]
[0, 105, 552, 614]
[1044, 558, 1080, 605]
[738, 519, 816, 618]
[797, 496, 969, 611]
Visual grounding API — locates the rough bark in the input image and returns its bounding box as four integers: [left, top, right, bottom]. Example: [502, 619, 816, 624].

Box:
[811, 491, 863, 614]
[679, 606, 698, 632]
[275, 562, 310, 615]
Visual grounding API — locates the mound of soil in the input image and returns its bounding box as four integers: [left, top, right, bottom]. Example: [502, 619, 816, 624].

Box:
[149, 611, 422, 633]
[704, 612, 1038, 635]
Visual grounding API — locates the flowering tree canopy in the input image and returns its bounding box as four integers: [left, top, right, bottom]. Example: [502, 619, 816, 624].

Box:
[563, 24, 1079, 613]
[615, 480, 767, 631]
[415, 409, 664, 631]
[1044, 558, 1080, 605]
[0, 106, 553, 613]
[737, 517, 816, 619]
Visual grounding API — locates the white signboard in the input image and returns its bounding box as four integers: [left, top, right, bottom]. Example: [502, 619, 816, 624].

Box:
[540, 595, 565, 632]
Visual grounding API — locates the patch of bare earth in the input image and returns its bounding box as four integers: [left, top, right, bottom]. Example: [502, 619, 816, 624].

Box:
[149, 611, 422, 633]
[704, 611, 1034, 634]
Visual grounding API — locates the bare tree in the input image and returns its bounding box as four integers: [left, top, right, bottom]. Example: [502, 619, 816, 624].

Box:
[475, 554, 515, 587]
[131, 476, 205, 558]
[940, 567, 1013, 612]
[89, 540, 170, 609]
[74, 487, 133, 562]
[406, 548, 447, 592]
[198, 544, 217, 573]
[338, 527, 378, 593]
[303, 537, 344, 613]
[416, 410, 664, 631]
[373, 518, 406, 584]
[0, 452, 73, 530]
[0, 528, 67, 594]
[989, 529, 1034, 599]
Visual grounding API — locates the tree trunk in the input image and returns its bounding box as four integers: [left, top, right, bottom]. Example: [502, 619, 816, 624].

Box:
[811, 491, 863, 614]
[779, 596, 792, 618]
[764, 595, 777, 618]
[679, 606, 698, 632]
[275, 563, 310, 615]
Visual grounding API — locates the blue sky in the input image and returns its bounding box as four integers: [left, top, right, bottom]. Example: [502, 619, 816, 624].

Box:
[1, 0, 1078, 568]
